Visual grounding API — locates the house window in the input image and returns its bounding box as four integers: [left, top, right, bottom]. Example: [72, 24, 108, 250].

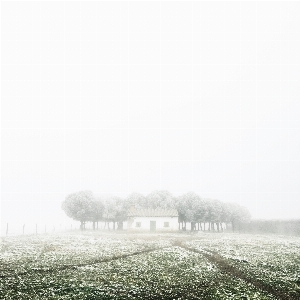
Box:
[164, 222, 169, 227]
[136, 222, 141, 228]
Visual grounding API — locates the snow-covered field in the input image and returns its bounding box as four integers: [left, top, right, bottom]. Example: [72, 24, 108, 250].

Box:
[1, 231, 299, 299]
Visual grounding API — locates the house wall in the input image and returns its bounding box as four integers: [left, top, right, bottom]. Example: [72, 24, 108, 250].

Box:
[127, 216, 178, 231]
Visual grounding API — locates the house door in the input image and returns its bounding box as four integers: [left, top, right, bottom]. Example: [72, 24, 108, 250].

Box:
[150, 221, 156, 231]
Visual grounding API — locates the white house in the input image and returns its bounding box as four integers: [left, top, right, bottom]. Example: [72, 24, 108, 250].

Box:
[127, 208, 179, 231]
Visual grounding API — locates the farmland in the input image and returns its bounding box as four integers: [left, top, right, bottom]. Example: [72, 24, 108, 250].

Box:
[1, 232, 299, 299]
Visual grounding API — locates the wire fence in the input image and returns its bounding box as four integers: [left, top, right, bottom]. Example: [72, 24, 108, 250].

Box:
[1, 222, 81, 237]
[0, 221, 122, 237]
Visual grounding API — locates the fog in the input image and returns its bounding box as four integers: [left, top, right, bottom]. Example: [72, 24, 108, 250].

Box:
[1, 1, 300, 235]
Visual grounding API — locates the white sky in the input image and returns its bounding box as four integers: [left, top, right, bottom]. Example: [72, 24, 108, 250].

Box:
[1, 1, 300, 234]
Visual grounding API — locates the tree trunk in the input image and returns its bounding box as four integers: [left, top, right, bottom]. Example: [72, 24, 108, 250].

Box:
[81, 221, 86, 230]
[117, 221, 123, 230]
[93, 221, 95, 230]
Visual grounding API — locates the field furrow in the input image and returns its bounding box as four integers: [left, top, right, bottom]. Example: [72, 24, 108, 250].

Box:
[186, 234, 300, 300]
[1, 232, 299, 299]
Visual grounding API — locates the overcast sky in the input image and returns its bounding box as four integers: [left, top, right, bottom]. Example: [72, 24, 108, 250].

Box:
[1, 1, 300, 234]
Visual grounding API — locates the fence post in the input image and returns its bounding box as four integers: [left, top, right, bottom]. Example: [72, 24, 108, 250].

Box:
[23, 224, 25, 235]
[6, 223, 8, 236]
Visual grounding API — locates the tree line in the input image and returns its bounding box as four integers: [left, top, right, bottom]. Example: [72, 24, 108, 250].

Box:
[61, 190, 251, 232]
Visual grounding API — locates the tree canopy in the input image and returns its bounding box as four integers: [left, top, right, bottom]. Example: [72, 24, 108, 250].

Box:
[61, 190, 96, 229]
[62, 190, 251, 231]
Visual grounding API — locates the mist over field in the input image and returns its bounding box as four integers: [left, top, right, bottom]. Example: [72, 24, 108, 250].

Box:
[1, 1, 300, 234]
[1, 2, 300, 299]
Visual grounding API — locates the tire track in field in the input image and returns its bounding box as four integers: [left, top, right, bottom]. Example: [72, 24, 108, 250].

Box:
[175, 241, 298, 300]
[0, 246, 168, 277]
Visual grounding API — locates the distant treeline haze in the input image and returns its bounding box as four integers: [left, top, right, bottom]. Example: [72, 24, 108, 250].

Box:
[62, 190, 250, 232]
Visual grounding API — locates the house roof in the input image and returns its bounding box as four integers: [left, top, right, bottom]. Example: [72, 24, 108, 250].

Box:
[128, 208, 179, 217]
